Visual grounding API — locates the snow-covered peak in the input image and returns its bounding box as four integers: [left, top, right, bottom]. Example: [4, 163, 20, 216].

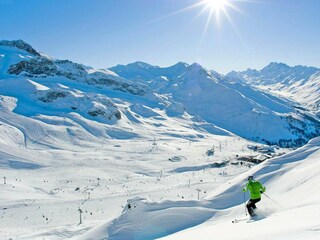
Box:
[1, 48, 148, 97]
[226, 62, 320, 111]
[128, 61, 154, 69]
[260, 62, 318, 83]
[178, 63, 221, 84]
[187, 62, 202, 70]
[261, 61, 291, 72]
[166, 62, 189, 76]
[0, 39, 40, 57]
[261, 62, 319, 76]
[228, 62, 319, 85]
[1, 39, 319, 147]
[109, 61, 189, 81]
[173, 61, 189, 67]
[110, 60, 319, 147]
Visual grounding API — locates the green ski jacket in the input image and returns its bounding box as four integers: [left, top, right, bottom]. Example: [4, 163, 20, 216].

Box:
[242, 180, 266, 200]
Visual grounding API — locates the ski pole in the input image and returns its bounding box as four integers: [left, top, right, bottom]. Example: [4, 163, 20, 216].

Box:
[262, 193, 284, 208]
[244, 194, 248, 216]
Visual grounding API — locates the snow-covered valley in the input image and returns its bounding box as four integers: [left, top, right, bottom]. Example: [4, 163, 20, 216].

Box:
[0, 40, 319, 240]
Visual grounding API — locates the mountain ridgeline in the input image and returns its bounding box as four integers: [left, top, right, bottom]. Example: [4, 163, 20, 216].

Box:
[0, 40, 319, 147]
[227, 62, 320, 112]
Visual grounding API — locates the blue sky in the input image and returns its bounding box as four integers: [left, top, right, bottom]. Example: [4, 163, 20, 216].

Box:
[1, 0, 319, 73]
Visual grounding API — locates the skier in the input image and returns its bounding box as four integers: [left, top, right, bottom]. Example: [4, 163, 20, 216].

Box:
[242, 175, 266, 216]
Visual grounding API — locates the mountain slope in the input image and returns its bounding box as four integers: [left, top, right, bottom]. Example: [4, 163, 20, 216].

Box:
[109, 61, 189, 82]
[1, 40, 234, 151]
[227, 62, 320, 113]
[110, 60, 320, 146]
[74, 137, 320, 240]
[1, 40, 319, 148]
[0, 40, 319, 240]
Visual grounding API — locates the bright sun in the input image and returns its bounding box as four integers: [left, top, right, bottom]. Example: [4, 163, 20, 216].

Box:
[199, 0, 235, 28]
[204, 0, 230, 12]
[158, 0, 244, 31]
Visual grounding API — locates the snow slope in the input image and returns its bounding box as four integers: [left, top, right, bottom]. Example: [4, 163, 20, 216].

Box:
[1, 40, 319, 147]
[0, 40, 319, 239]
[1, 41, 269, 240]
[111, 60, 320, 146]
[109, 61, 189, 82]
[0, 105, 272, 240]
[161, 137, 320, 240]
[167, 63, 296, 142]
[75, 137, 320, 240]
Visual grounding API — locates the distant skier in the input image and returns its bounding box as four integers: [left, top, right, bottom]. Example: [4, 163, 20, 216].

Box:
[242, 175, 266, 216]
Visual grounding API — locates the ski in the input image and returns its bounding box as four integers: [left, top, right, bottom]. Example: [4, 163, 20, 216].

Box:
[232, 218, 247, 223]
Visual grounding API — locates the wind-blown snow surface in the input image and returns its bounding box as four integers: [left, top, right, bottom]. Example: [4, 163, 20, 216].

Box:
[74, 138, 320, 240]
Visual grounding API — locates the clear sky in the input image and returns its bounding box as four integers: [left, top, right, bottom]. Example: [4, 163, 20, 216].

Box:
[1, 0, 319, 74]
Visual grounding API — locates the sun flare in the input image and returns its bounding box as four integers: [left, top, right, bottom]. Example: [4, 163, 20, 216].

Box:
[200, 0, 237, 26]
[154, 0, 246, 32]
[204, 0, 230, 12]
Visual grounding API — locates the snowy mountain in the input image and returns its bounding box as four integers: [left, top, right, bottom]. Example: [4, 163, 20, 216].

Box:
[111, 61, 320, 147]
[0, 40, 320, 240]
[0, 40, 233, 150]
[109, 61, 189, 82]
[0, 39, 319, 148]
[227, 62, 320, 113]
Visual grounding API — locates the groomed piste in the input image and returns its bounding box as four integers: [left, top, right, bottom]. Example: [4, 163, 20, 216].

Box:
[75, 137, 320, 240]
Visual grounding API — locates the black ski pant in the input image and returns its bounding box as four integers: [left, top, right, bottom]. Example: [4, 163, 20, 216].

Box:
[246, 198, 261, 216]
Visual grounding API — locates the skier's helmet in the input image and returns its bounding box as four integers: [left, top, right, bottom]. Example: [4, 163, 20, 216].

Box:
[248, 175, 254, 181]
